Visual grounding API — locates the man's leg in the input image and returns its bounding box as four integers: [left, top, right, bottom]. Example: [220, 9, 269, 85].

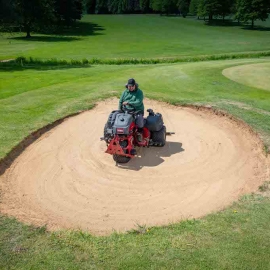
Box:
[136, 114, 144, 129]
[135, 114, 144, 142]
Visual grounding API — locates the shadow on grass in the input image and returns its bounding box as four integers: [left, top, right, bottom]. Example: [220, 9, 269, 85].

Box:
[205, 19, 242, 27]
[242, 25, 270, 31]
[7, 21, 105, 42]
[117, 141, 184, 171]
[0, 62, 92, 72]
[55, 21, 105, 36]
[9, 36, 81, 42]
[205, 19, 270, 31]
[159, 14, 181, 17]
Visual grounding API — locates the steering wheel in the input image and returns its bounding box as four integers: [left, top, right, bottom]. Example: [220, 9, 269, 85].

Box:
[121, 103, 136, 113]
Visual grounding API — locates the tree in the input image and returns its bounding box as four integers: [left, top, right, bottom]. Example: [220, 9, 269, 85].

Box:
[13, 0, 55, 38]
[55, 0, 83, 26]
[109, 0, 128, 13]
[235, 0, 270, 28]
[140, 0, 151, 12]
[189, 0, 199, 15]
[0, 0, 55, 38]
[126, 0, 140, 12]
[218, 0, 234, 20]
[84, 0, 97, 13]
[177, 0, 190, 17]
[74, 0, 83, 19]
[197, 0, 221, 20]
[150, 0, 162, 13]
[95, 0, 109, 13]
[163, 0, 178, 15]
[150, 0, 178, 15]
[0, 0, 16, 24]
[1, 0, 84, 37]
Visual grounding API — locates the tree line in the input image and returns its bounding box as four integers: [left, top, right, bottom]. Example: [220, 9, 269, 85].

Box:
[0, 0, 269, 37]
[86, 0, 270, 27]
[189, 0, 270, 28]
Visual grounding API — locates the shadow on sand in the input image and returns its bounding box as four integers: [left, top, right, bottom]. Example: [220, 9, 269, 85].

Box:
[117, 141, 184, 171]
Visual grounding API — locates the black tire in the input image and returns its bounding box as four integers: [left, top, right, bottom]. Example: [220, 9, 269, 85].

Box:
[104, 122, 111, 144]
[104, 122, 108, 137]
[113, 154, 131, 163]
[113, 140, 131, 163]
[152, 125, 166, 147]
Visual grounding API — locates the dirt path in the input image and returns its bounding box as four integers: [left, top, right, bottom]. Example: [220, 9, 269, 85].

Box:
[0, 99, 269, 235]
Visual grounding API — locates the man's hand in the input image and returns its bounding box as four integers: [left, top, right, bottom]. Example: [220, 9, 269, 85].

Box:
[122, 102, 129, 105]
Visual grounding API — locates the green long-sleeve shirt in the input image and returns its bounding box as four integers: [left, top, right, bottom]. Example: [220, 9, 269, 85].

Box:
[118, 88, 144, 113]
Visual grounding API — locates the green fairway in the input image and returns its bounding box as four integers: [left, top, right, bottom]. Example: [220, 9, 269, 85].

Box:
[1, 58, 270, 159]
[223, 62, 270, 91]
[1, 15, 270, 60]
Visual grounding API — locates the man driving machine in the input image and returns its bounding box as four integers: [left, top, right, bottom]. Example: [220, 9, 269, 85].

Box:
[119, 78, 144, 141]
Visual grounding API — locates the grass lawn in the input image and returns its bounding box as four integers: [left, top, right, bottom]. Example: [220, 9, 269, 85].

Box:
[1, 58, 270, 159]
[0, 15, 270, 60]
[0, 14, 270, 269]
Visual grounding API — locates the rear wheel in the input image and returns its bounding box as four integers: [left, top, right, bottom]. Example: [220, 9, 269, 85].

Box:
[103, 123, 110, 144]
[103, 123, 108, 138]
[152, 126, 166, 147]
[104, 122, 115, 144]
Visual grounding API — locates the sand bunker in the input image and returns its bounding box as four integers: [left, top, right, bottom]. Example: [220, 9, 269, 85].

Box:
[0, 99, 269, 235]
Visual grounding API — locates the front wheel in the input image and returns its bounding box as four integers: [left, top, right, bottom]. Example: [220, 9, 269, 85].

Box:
[113, 140, 131, 163]
[151, 126, 166, 147]
[113, 154, 131, 163]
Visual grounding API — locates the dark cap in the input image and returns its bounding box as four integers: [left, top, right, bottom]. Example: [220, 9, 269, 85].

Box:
[127, 78, 136, 86]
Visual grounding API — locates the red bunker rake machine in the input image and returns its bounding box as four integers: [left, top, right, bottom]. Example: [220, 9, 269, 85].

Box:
[101, 105, 174, 163]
